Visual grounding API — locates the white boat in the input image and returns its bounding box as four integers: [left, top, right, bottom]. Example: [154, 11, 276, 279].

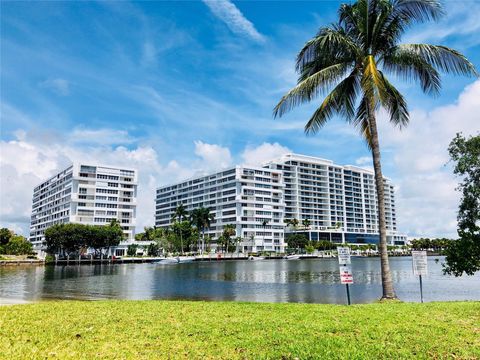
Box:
[285, 254, 302, 260]
[177, 256, 195, 263]
[159, 257, 180, 264]
[248, 256, 265, 261]
[160, 256, 196, 264]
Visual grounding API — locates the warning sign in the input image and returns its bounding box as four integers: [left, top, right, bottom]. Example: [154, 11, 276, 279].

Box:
[339, 265, 353, 284]
[412, 250, 428, 276]
[337, 246, 351, 265]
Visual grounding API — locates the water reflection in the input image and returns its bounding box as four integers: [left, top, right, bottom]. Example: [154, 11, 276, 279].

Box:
[1, 257, 479, 305]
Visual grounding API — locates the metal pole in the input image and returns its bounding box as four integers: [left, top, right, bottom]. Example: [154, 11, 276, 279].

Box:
[346, 283, 351, 305]
[419, 275, 424, 303]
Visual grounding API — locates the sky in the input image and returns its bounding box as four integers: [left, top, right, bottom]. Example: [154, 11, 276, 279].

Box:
[1, 0, 479, 238]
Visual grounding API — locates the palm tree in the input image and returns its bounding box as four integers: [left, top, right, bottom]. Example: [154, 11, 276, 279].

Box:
[262, 219, 270, 251]
[190, 207, 215, 254]
[222, 224, 236, 253]
[285, 218, 299, 231]
[172, 204, 188, 254]
[274, 0, 477, 299]
[302, 218, 311, 230]
[190, 208, 203, 253]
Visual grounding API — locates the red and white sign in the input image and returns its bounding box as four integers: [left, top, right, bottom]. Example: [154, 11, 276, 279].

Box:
[339, 265, 353, 284]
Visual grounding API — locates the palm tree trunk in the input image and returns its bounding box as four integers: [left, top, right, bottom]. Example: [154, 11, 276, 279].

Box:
[179, 227, 184, 255]
[368, 107, 396, 300]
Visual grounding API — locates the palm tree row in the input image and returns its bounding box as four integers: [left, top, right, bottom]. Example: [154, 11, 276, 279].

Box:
[136, 205, 217, 254]
[190, 206, 215, 254]
[274, 0, 477, 299]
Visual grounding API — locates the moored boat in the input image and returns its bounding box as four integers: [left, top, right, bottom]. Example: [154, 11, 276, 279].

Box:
[285, 254, 301, 260]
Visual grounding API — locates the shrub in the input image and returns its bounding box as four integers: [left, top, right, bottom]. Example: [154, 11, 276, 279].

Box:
[127, 244, 138, 256]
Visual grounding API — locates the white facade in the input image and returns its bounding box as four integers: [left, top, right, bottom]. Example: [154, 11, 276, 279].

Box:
[155, 166, 286, 252]
[29, 163, 137, 249]
[265, 154, 405, 245]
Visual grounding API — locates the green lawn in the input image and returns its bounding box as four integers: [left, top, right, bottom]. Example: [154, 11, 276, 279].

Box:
[1, 301, 479, 359]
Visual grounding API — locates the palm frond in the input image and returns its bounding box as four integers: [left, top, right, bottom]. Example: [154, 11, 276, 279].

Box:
[391, 0, 443, 24]
[296, 27, 359, 73]
[373, 1, 443, 55]
[382, 48, 441, 95]
[378, 72, 410, 128]
[393, 44, 479, 77]
[273, 63, 351, 118]
[304, 69, 360, 134]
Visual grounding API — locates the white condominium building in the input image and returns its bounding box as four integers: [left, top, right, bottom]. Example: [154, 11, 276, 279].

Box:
[155, 166, 286, 252]
[155, 153, 406, 250]
[29, 163, 138, 249]
[265, 154, 405, 245]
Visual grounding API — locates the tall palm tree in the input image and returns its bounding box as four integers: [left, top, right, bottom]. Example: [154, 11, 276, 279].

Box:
[274, 0, 477, 299]
[190, 207, 215, 254]
[262, 219, 270, 251]
[190, 208, 203, 253]
[172, 204, 188, 254]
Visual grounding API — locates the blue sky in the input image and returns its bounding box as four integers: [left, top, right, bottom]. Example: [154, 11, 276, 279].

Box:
[1, 0, 479, 237]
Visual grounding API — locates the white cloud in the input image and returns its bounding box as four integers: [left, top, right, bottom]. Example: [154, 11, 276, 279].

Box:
[39, 78, 70, 96]
[378, 79, 480, 238]
[2, 78, 479, 240]
[203, 0, 265, 42]
[355, 156, 372, 166]
[194, 140, 233, 172]
[0, 133, 235, 236]
[241, 142, 291, 166]
[70, 127, 136, 145]
[404, 1, 480, 48]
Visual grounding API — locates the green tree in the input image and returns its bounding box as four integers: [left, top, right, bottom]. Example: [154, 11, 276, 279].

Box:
[285, 218, 299, 230]
[172, 204, 189, 254]
[104, 219, 124, 256]
[127, 244, 138, 256]
[219, 224, 236, 253]
[147, 242, 160, 256]
[286, 233, 308, 250]
[305, 244, 315, 254]
[274, 0, 477, 299]
[0, 228, 13, 246]
[302, 218, 311, 230]
[44, 221, 124, 259]
[3, 235, 33, 255]
[190, 207, 215, 254]
[444, 133, 480, 276]
[261, 219, 270, 251]
[316, 240, 337, 251]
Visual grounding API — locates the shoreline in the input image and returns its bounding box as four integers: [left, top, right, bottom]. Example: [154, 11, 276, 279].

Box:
[0, 252, 444, 267]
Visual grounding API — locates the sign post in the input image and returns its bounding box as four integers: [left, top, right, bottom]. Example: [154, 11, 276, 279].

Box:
[412, 250, 428, 303]
[337, 247, 353, 305]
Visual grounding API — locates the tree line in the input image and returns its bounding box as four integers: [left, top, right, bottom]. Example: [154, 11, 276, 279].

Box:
[135, 205, 243, 256]
[410, 238, 455, 251]
[44, 220, 124, 258]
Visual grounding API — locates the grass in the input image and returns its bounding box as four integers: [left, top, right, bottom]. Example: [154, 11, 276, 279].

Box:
[1, 301, 479, 359]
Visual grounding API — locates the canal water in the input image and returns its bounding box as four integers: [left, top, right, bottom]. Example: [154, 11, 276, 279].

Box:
[1, 257, 479, 304]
